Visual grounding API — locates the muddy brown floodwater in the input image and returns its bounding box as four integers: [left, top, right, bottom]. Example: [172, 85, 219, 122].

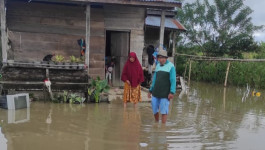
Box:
[1, 81, 265, 150]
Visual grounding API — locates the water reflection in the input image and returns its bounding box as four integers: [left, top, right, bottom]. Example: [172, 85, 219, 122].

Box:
[8, 108, 30, 124]
[0, 125, 7, 150]
[0, 82, 265, 150]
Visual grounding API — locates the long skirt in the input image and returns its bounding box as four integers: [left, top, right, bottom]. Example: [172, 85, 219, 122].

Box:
[123, 82, 142, 104]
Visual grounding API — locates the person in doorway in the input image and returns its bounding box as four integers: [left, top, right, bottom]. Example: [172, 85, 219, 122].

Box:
[121, 52, 144, 108]
[146, 45, 155, 74]
[105, 59, 115, 86]
[148, 50, 176, 124]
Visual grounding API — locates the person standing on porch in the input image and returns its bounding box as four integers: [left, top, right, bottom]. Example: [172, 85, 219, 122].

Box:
[148, 50, 176, 124]
[121, 52, 144, 108]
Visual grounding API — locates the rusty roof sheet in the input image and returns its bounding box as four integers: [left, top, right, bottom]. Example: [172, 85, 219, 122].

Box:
[136, 0, 180, 3]
[145, 15, 186, 30]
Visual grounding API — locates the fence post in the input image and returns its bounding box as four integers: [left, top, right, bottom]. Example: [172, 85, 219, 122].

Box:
[188, 59, 192, 84]
[224, 61, 231, 87]
[183, 60, 188, 79]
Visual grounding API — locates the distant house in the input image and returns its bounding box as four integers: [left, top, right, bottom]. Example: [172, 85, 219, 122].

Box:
[0, 0, 185, 92]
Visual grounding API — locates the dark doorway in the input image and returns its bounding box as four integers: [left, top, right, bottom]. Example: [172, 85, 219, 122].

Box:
[105, 31, 130, 87]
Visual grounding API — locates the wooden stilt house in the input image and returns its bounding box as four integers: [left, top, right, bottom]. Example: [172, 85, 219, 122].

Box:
[0, 0, 186, 93]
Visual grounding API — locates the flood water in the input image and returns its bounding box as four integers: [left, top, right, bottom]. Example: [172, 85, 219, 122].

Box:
[1, 82, 265, 150]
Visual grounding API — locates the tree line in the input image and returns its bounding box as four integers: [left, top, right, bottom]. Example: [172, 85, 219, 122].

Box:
[175, 0, 265, 88]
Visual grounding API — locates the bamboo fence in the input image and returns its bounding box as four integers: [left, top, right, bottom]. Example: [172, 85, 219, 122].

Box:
[175, 53, 265, 87]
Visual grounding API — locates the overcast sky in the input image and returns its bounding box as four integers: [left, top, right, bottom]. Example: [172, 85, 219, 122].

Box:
[183, 0, 265, 42]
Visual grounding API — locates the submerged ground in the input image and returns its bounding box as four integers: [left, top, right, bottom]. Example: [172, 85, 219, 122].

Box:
[1, 81, 265, 150]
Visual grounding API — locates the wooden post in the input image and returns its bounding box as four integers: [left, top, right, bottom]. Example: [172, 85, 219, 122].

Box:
[172, 31, 176, 69]
[85, 4, 91, 74]
[188, 59, 192, 84]
[223, 87, 226, 110]
[0, 0, 7, 62]
[224, 61, 231, 87]
[46, 68, 49, 79]
[159, 10, 165, 51]
[172, 32, 176, 58]
[183, 60, 188, 79]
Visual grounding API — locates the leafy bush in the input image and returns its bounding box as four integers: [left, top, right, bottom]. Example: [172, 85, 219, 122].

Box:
[52, 91, 85, 104]
[88, 77, 110, 103]
[55, 55, 64, 62]
[69, 55, 83, 63]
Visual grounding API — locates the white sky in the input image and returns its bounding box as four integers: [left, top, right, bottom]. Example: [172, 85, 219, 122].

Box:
[183, 0, 265, 42]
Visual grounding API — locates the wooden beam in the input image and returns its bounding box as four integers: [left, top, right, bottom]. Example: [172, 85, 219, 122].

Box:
[223, 87, 226, 110]
[1, 0, 7, 62]
[33, 0, 182, 8]
[76, 0, 181, 8]
[183, 62, 187, 79]
[0, 81, 44, 85]
[0, 81, 89, 85]
[8, 23, 85, 36]
[176, 53, 265, 62]
[46, 68, 49, 79]
[172, 31, 176, 66]
[224, 61, 231, 87]
[188, 59, 192, 84]
[159, 10, 165, 51]
[85, 4, 90, 74]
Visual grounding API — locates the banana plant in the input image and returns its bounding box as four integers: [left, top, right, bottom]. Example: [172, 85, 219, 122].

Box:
[89, 77, 110, 103]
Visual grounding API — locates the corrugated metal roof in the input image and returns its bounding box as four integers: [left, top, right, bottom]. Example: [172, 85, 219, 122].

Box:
[136, 0, 180, 3]
[145, 15, 186, 30]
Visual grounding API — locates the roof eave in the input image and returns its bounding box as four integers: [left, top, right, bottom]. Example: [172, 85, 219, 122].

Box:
[32, 0, 182, 8]
[146, 25, 186, 31]
[73, 0, 181, 8]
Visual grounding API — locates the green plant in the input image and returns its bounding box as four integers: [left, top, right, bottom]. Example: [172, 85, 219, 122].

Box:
[69, 55, 84, 63]
[29, 93, 34, 98]
[87, 88, 93, 97]
[70, 55, 77, 63]
[63, 91, 68, 103]
[51, 91, 85, 104]
[75, 58, 81, 63]
[55, 55, 64, 63]
[69, 94, 85, 104]
[29, 93, 37, 101]
[52, 93, 63, 103]
[89, 77, 110, 103]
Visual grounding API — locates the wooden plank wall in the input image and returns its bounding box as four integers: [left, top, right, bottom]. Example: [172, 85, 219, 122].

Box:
[6, 2, 145, 79]
[89, 7, 105, 79]
[104, 5, 145, 64]
[6, 1, 86, 62]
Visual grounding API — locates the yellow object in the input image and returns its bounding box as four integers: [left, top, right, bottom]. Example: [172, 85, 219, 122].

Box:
[252, 91, 261, 97]
[252, 91, 256, 96]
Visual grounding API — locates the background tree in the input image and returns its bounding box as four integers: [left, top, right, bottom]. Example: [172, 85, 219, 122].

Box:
[177, 0, 264, 58]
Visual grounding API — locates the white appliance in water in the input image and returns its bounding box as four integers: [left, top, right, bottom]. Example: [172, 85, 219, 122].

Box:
[6, 93, 30, 110]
